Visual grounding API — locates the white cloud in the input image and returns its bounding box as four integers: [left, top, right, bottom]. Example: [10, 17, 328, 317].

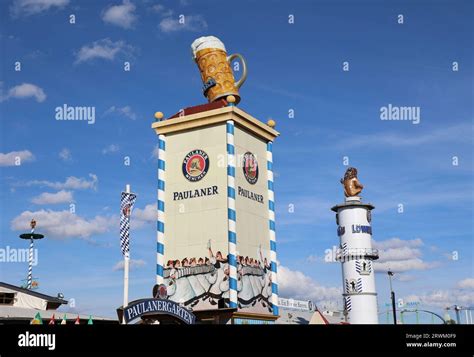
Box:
[378, 247, 422, 262]
[132, 204, 156, 229]
[0, 150, 35, 166]
[10, 0, 69, 17]
[11, 209, 115, 239]
[58, 148, 72, 161]
[102, 0, 137, 29]
[74, 38, 134, 64]
[159, 14, 207, 33]
[373, 237, 438, 273]
[151, 4, 173, 17]
[457, 278, 474, 289]
[151, 144, 159, 159]
[278, 265, 341, 307]
[373, 237, 423, 250]
[113, 259, 146, 271]
[374, 259, 437, 273]
[0, 83, 46, 102]
[133, 204, 156, 222]
[102, 144, 120, 155]
[404, 289, 474, 309]
[25, 173, 98, 190]
[104, 105, 137, 120]
[31, 190, 73, 205]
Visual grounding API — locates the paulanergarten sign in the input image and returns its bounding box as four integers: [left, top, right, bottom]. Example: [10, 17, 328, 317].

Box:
[123, 298, 196, 324]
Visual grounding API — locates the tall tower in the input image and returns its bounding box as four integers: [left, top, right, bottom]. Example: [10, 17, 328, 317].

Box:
[331, 167, 379, 324]
[150, 36, 281, 324]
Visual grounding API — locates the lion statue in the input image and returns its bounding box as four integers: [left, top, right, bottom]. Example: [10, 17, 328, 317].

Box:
[340, 167, 364, 197]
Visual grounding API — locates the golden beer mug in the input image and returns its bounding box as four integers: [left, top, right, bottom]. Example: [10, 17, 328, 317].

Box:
[191, 36, 247, 104]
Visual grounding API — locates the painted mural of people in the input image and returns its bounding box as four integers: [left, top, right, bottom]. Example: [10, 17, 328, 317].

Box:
[163, 241, 276, 310]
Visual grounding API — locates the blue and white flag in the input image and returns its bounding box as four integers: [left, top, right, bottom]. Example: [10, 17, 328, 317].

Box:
[120, 191, 137, 257]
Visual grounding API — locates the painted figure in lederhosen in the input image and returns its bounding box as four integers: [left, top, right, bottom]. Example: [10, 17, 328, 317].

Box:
[259, 248, 270, 300]
[207, 241, 228, 302]
[236, 255, 243, 293]
[248, 258, 261, 301]
[173, 258, 196, 304]
[195, 257, 212, 293]
[260, 249, 272, 304]
[187, 257, 206, 301]
[204, 241, 218, 288]
[238, 256, 254, 306]
[257, 259, 265, 296]
[165, 260, 177, 297]
[219, 259, 231, 300]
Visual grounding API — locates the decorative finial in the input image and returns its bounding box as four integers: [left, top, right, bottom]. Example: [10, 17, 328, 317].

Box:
[340, 167, 364, 197]
[267, 119, 276, 128]
[154, 112, 164, 121]
[30, 219, 36, 229]
[226, 95, 236, 106]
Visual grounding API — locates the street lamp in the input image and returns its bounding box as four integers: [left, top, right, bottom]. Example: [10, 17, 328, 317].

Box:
[388, 270, 397, 325]
[446, 305, 462, 324]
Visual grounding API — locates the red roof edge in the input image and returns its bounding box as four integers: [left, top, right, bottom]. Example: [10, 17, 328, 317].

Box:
[167, 99, 228, 119]
[317, 309, 331, 325]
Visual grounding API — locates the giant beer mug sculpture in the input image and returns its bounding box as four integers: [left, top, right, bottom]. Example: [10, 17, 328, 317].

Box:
[191, 36, 247, 104]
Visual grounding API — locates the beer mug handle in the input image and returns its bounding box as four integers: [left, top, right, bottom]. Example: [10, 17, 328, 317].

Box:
[227, 53, 248, 89]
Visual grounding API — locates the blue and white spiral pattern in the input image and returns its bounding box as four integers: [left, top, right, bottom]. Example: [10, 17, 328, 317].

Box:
[156, 135, 166, 284]
[226, 120, 238, 308]
[27, 227, 34, 289]
[267, 141, 279, 316]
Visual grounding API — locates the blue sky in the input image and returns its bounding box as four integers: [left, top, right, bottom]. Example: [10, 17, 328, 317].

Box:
[0, 0, 472, 323]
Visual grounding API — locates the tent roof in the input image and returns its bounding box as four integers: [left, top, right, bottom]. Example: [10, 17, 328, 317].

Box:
[0, 281, 67, 305]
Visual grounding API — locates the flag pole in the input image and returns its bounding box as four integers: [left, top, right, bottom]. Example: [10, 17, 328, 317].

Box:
[122, 184, 131, 325]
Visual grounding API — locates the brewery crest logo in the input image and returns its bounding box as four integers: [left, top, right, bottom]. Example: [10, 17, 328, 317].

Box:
[182, 149, 209, 182]
[242, 152, 258, 184]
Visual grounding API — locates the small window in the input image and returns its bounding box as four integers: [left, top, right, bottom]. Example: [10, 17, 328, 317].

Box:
[0, 293, 15, 305]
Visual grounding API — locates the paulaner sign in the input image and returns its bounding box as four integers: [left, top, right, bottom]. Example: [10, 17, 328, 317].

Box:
[173, 185, 218, 201]
[123, 298, 196, 324]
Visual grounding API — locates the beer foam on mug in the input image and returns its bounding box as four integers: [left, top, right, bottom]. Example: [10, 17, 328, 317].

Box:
[191, 36, 226, 59]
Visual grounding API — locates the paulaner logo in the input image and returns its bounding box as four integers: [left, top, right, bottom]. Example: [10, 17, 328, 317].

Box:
[182, 149, 209, 182]
[242, 152, 259, 184]
[55, 104, 95, 124]
[380, 104, 420, 124]
[18, 332, 55, 351]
